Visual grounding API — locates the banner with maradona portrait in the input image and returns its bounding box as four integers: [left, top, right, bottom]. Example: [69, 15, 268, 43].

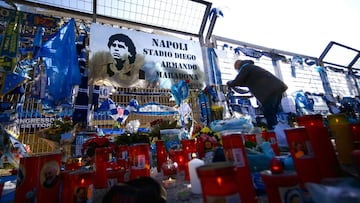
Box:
[89, 23, 205, 89]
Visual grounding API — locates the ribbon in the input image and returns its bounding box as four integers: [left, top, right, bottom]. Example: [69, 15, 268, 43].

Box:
[262, 52, 286, 61]
[304, 58, 316, 66]
[234, 47, 263, 59]
[290, 56, 304, 78]
[326, 66, 345, 73]
[209, 8, 224, 20]
[234, 47, 241, 55]
[222, 43, 229, 50]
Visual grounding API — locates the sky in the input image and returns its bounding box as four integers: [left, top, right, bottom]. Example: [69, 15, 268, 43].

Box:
[208, 0, 360, 58]
[4, 0, 359, 61]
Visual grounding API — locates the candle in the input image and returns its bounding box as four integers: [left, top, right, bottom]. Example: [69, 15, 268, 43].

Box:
[94, 148, 108, 188]
[129, 143, 151, 180]
[156, 140, 167, 172]
[162, 158, 178, 178]
[188, 158, 204, 194]
[170, 149, 185, 171]
[162, 177, 177, 189]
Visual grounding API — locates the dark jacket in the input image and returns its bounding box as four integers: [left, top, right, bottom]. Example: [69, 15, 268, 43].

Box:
[228, 60, 288, 104]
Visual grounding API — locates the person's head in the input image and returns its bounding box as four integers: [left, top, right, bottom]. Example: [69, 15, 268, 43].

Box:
[127, 176, 166, 203]
[234, 60, 243, 71]
[234, 59, 254, 72]
[102, 183, 139, 203]
[289, 193, 302, 203]
[107, 33, 136, 69]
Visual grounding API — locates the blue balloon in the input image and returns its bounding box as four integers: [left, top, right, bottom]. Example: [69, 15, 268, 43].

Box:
[171, 80, 189, 106]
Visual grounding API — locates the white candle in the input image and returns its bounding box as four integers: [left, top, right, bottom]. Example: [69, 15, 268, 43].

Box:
[188, 158, 204, 194]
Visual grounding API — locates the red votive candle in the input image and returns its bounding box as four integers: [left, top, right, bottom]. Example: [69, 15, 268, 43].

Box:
[116, 145, 129, 170]
[169, 149, 185, 171]
[349, 123, 360, 149]
[296, 114, 324, 128]
[260, 170, 300, 203]
[0, 182, 3, 199]
[244, 133, 257, 144]
[284, 127, 321, 188]
[94, 147, 110, 188]
[352, 149, 360, 175]
[196, 138, 205, 159]
[304, 125, 341, 179]
[181, 139, 197, 180]
[161, 158, 178, 177]
[261, 131, 280, 156]
[181, 139, 197, 160]
[14, 153, 62, 203]
[61, 170, 94, 203]
[156, 140, 167, 172]
[129, 143, 151, 180]
[221, 131, 257, 203]
[196, 162, 241, 203]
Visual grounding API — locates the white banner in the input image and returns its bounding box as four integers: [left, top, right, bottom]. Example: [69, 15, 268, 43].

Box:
[89, 23, 205, 89]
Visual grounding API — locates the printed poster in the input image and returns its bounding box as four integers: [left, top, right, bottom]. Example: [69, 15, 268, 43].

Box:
[89, 23, 205, 89]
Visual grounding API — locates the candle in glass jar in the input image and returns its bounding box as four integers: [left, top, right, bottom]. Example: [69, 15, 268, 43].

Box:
[162, 177, 177, 189]
[162, 159, 178, 178]
[156, 140, 167, 172]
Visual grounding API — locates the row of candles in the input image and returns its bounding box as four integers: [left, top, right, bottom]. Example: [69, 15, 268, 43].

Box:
[14, 113, 360, 203]
[185, 114, 360, 203]
[63, 130, 281, 173]
[62, 113, 360, 203]
[63, 131, 281, 194]
[118, 113, 360, 184]
[156, 139, 204, 193]
[9, 128, 299, 203]
[84, 139, 203, 190]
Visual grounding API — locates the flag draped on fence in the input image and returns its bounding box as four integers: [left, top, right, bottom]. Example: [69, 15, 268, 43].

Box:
[0, 72, 27, 96]
[37, 18, 81, 108]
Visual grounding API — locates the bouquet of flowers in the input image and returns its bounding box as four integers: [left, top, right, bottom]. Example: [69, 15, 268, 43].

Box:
[192, 125, 222, 152]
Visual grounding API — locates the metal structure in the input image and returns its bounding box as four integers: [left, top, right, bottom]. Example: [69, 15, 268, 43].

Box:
[319, 41, 360, 95]
[10, 0, 212, 43]
[319, 41, 360, 71]
[1, 0, 215, 154]
[211, 35, 360, 97]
